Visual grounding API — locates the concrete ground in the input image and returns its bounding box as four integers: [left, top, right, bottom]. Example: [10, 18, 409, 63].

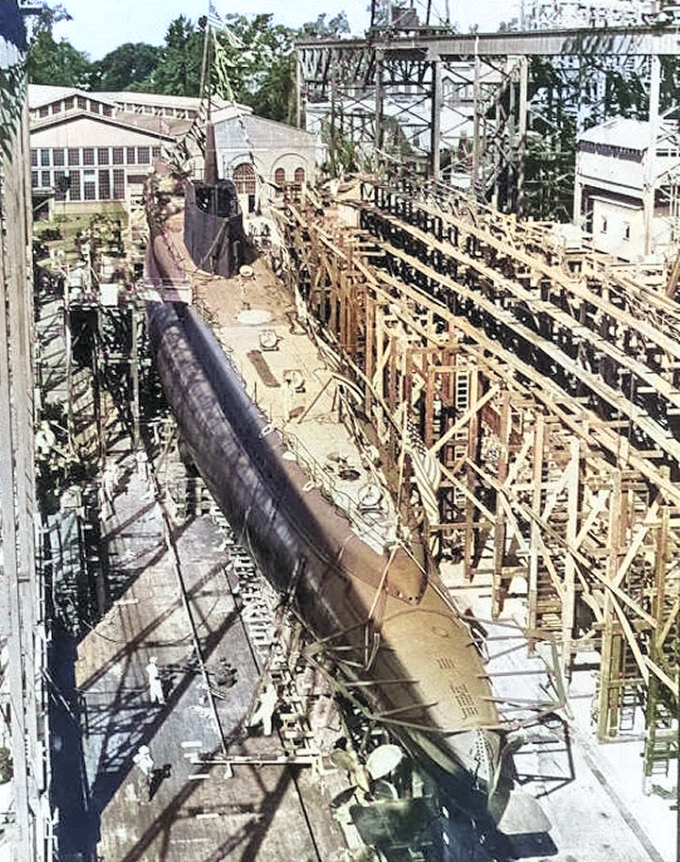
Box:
[442, 561, 676, 862]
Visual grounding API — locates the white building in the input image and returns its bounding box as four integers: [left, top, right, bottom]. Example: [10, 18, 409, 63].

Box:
[212, 107, 323, 213]
[28, 85, 203, 218]
[573, 116, 680, 262]
[29, 85, 322, 220]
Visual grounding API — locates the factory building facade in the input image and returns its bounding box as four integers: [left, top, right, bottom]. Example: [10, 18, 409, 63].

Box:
[29, 86, 322, 220]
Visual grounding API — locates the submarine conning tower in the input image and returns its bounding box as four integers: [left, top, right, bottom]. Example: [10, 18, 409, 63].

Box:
[183, 121, 248, 278]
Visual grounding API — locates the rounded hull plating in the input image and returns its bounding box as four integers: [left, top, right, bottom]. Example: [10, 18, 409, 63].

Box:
[147, 299, 508, 822]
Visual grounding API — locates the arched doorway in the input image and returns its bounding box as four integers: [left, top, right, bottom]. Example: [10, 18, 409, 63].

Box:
[233, 162, 256, 212]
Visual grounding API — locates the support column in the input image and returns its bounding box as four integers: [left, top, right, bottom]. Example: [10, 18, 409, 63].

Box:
[430, 58, 442, 182]
[562, 437, 580, 672]
[472, 42, 482, 196]
[644, 55, 661, 257]
[597, 471, 623, 741]
[527, 414, 545, 634]
[492, 389, 511, 617]
[517, 55, 528, 218]
[375, 49, 385, 163]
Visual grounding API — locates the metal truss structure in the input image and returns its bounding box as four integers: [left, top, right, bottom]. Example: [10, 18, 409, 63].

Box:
[279, 176, 679, 779]
[296, 25, 680, 216]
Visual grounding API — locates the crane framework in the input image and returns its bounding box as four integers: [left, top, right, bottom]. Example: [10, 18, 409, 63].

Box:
[294, 28, 680, 774]
[296, 24, 680, 217]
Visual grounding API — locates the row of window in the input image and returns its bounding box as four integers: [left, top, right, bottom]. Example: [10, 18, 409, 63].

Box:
[33, 168, 128, 201]
[273, 166, 306, 189]
[32, 161, 308, 202]
[229, 164, 307, 194]
[31, 146, 162, 169]
[33, 96, 113, 121]
[117, 102, 197, 119]
[599, 216, 631, 241]
[32, 97, 197, 122]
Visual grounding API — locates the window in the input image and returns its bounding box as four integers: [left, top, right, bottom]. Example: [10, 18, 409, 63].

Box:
[40, 149, 50, 167]
[113, 169, 125, 200]
[152, 146, 161, 160]
[64, 97, 74, 110]
[103, 105, 112, 117]
[39, 106, 48, 118]
[68, 148, 80, 167]
[623, 222, 631, 241]
[54, 171, 68, 200]
[77, 96, 87, 110]
[293, 167, 305, 185]
[274, 167, 285, 188]
[126, 147, 136, 164]
[30, 149, 38, 167]
[53, 149, 65, 167]
[88, 101, 100, 114]
[97, 148, 109, 165]
[41, 170, 51, 188]
[113, 147, 124, 165]
[31, 171, 38, 188]
[98, 169, 110, 200]
[600, 216, 607, 234]
[137, 147, 150, 164]
[83, 148, 95, 166]
[233, 163, 256, 194]
[52, 102, 61, 114]
[69, 170, 81, 200]
[84, 174, 96, 200]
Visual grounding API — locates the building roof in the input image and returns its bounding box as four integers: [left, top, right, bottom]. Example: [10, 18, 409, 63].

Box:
[28, 84, 245, 115]
[578, 117, 656, 152]
[30, 106, 188, 141]
[214, 112, 318, 152]
[29, 84, 118, 109]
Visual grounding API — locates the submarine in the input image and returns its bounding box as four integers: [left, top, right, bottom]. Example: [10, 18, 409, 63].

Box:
[144, 160, 550, 836]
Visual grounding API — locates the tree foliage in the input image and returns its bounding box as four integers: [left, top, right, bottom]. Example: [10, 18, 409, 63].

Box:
[206, 14, 296, 120]
[27, 9, 303, 120]
[297, 13, 350, 39]
[142, 15, 205, 96]
[90, 43, 162, 92]
[27, 30, 92, 88]
[26, 3, 93, 87]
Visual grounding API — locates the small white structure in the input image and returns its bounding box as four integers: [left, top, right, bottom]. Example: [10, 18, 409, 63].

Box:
[573, 116, 680, 262]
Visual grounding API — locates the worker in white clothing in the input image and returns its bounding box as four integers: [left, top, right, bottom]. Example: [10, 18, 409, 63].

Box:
[249, 680, 278, 736]
[145, 656, 165, 705]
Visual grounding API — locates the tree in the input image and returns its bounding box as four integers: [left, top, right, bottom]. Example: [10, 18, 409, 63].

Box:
[27, 5, 93, 88]
[143, 15, 204, 96]
[209, 14, 295, 102]
[298, 13, 350, 40]
[90, 43, 162, 92]
[245, 52, 297, 124]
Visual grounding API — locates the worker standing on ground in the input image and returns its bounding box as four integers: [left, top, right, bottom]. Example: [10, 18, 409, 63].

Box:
[145, 656, 165, 705]
[250, 679, 278, 736]
[132, 744, 154, 801]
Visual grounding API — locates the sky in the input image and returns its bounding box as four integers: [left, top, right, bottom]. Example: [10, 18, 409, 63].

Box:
[51, 1, 506, 61]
